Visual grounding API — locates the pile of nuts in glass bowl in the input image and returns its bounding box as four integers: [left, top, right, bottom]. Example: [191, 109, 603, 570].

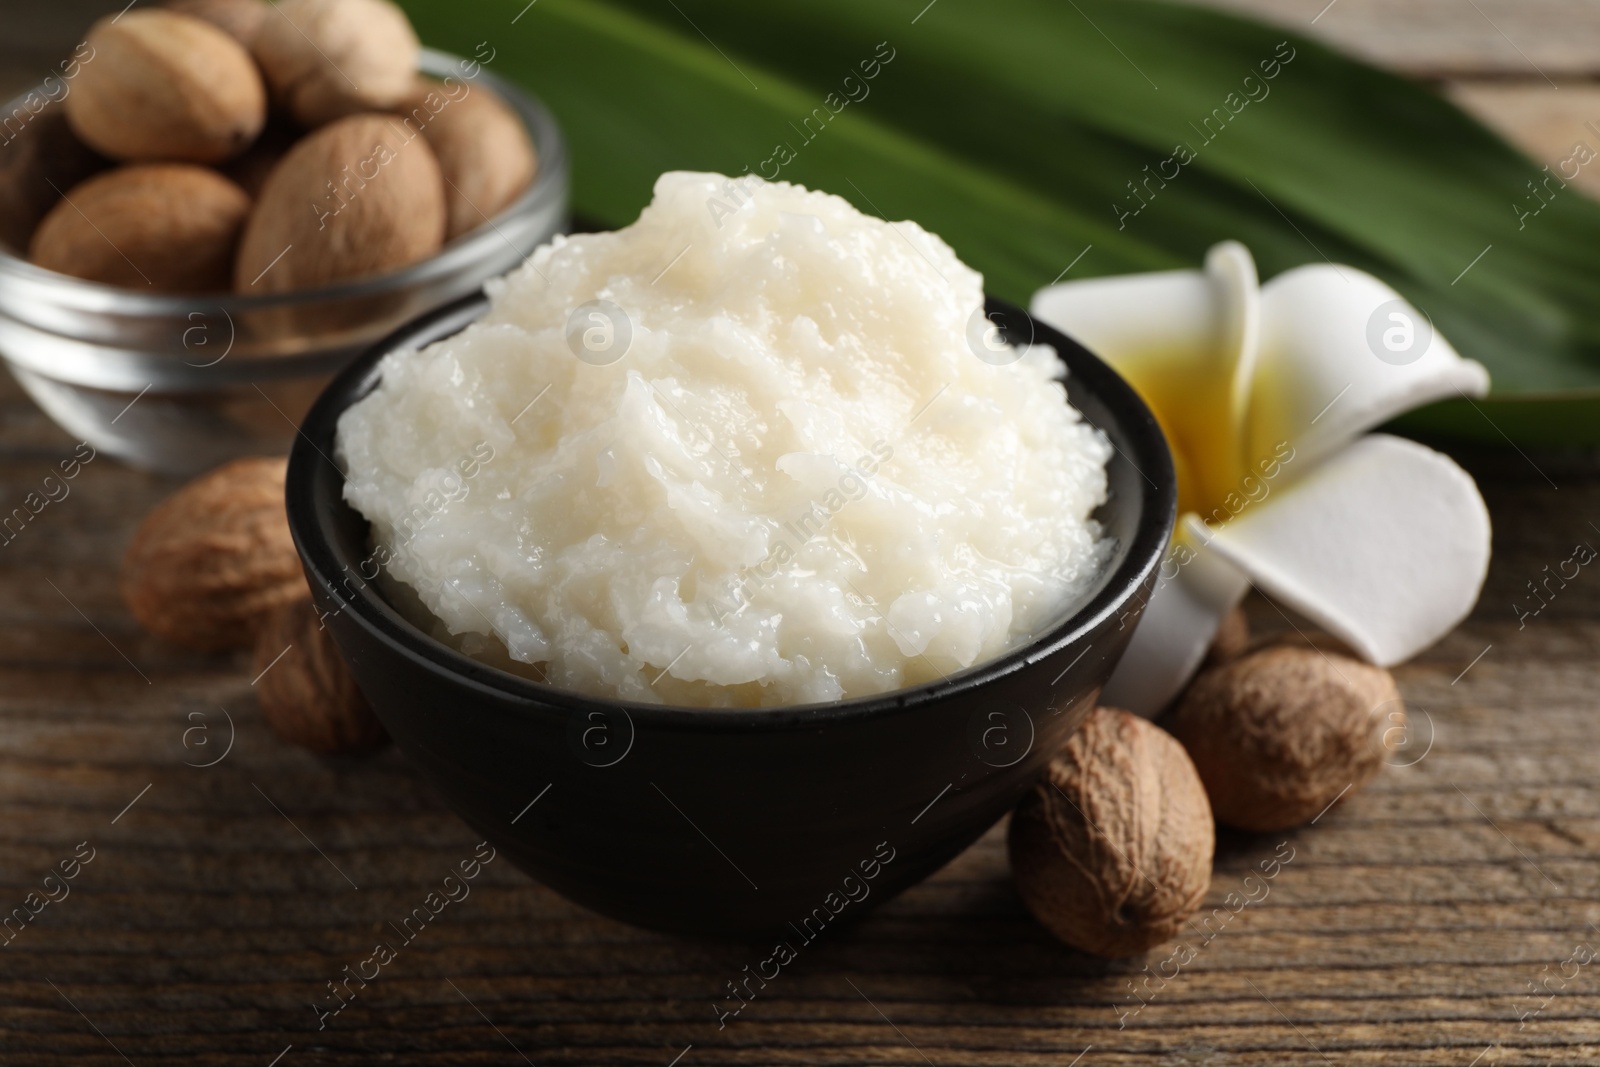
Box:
[0, 0, 567, 474]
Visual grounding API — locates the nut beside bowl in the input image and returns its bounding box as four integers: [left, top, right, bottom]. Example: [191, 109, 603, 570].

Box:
[284, 295, 1177, 936]
[0, 50, 567, 476]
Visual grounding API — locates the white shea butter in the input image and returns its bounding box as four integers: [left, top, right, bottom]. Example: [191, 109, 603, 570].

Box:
[336, 172, 1112, 706]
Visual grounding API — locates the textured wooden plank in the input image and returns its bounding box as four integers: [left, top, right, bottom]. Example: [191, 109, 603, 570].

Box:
[2, 377, 1599, 1067]
[1173, 0, 1600, 79]
[1445, 83, 1600, 199]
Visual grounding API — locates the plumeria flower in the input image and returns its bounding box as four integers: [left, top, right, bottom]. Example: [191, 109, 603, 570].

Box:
[1032, 241, 1492, 715]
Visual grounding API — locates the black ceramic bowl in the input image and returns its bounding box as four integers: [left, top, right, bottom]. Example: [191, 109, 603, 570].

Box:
[285, 294, 1175, 936]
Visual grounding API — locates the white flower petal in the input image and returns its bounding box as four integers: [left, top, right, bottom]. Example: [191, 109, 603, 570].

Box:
[1199, 433, 1490, 666]
[1100, 517, 1251, 718]
[1247, 265, 1490, 470]
[1031, 267, 1218, 370]
[1207, 241, 1262, 434]
[1032, 242, 1261, 509]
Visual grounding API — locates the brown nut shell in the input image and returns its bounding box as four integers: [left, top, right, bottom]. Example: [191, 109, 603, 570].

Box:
[63, 9, 267, 163]
[29, 164, 250, 292]
[253, 0, 420, 127]
[121, 457, 307, 652]
[254, 596, 387, 754]
[0, 109, 107, 255]
[1166, 644, 1401, 832]
[220, 120, 297, 198]
[1202, 604, 1251, 668]
[234, 113, 446, 292]
[396, 78, 537, 240]
[1009, 706, 1214, 957]
[160, 0, 271, 47]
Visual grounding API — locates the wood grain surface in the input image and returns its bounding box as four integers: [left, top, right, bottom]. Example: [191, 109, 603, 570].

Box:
[2, 373, 1598, 1066]
[4, 1, 1600, 1064]
[1172, 0, 1600, 79]
[1188, 0, 1600, 200]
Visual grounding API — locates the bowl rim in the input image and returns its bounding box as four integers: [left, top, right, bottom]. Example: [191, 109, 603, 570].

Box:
[0, 48, 568, 318]
[286, 292, 1177, 730]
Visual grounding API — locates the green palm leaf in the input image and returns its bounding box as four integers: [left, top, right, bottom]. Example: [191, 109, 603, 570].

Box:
[403, 0, 1600, 443]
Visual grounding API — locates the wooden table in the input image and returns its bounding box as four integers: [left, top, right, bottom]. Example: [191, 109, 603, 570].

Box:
[5, 3, 1599, 1063]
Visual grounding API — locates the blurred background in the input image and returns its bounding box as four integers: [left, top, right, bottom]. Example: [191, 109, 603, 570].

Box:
[9, 0, 1600, 193]
[19, 0, 1600, 443]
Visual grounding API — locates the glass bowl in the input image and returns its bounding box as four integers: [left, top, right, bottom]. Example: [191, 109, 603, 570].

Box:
[0, 49, 568, 475]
